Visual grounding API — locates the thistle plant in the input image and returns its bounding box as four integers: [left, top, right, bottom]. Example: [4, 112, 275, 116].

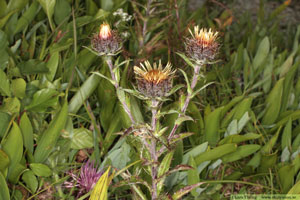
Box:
[92, 22, 219, 199]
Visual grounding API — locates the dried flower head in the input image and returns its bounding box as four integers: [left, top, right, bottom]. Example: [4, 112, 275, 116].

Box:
[134, 60, 175, 98]
[65, 160, 103, 197]
[91, 23, 122, 55]
[185, 26, 219, 63]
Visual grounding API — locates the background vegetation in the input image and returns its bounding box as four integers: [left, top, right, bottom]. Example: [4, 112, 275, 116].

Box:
[0, 0, 299, 199]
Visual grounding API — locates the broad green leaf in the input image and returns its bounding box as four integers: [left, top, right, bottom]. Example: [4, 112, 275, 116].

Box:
[34, 101, 68, 163]
[253, 37, 270, 70]
[0, 0, 7, 18]
[20, 112, 34, 153]
[18, 59, 49, 75]
[0, 69, 11, 96]
[188, 156, 199, 197]
[0, 97, 20, 115]
[222, 145, 261, 163]
[0, 150, 9, 174]
[8, 163, 26, 184]
[262, 78, 284, 125]
[54, 0, 71, 25]
[204, 106, 223, 146]
[105, 141, 130, 170]
[0, 172, 10, 200]
[175, 115, 193, 126]
[288, 180, 300, 194]
[37, 0, 56, 31]
[0, 112, 10, 138]
[70, 128, 94, 150]
[194, 143, 237, 165]
[89, 167, 114, 200]
[25, 88, 58, 112]
[279, 53, 294, 78]
[2, 122, 23, 176]
[14, 1, 39, 34]
[11, 78, 26, 98]
[182, 142, 208, 164]
[100, 0, 114, 11]
[22, 170, 38, 193]
[30, 163, 52, 177]
[258, 152, 277, 173]
[46, 52, 59, 81]
[278, 164, 295, 193]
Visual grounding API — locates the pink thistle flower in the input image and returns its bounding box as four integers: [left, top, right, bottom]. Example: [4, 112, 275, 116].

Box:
[65, 160, 103, 197]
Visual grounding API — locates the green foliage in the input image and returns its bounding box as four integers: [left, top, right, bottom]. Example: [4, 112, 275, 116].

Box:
[0, 0, 299, 199]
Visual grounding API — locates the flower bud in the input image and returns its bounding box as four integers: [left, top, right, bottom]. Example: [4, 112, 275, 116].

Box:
[91, 23, 122, 55]
[185, 26, 219, 64]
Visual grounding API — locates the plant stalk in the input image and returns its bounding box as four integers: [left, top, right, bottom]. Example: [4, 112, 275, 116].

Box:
[105, 57, 136, 124]
[168, 65, 201, 140]
[150, 99, 159, 200]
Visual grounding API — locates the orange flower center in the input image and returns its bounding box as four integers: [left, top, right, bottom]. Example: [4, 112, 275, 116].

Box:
[144, 70, 168, 84]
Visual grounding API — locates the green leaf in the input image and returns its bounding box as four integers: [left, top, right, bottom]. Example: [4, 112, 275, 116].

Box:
[278, 164, 295, 193]
[20, 112, 34, 153]
[219, 133, 261, 145]
[176, 52, 195, 68]
[30, 163, 52, 177]
[194, 143, 237, 165]
[100, 0, 113, 10]
[262, 78, 284, 125]
[204, 106, 223, 146]
[0, 97, 20, 115]
[2, 122, 23, 177]
[0, 112, 11, 138]
[282, 118, 292, 150]
[253, 37, 270, 71]
[222, 144, 261, 163]
[18, 60, 49, 75]
[0, 150, 9, 174]
[0, 172, 10, 200]
[179, 69, 192, 95]
[34, 101, 68, 163]
[54, 0, 71, 25]
[22, 170, 38, 193]
[175, 115, 193, 126]
[172, 183, 203, 200]
[287, 180, 300, 194]
[157, 151, 174, 195]
[37, 0, 56, 31]
[46, 52, 59, 81]
[70, 128, 94, 150]
[261, 127, 281, 154]
[188, 156, 200, 197]
[25, 88, 58, 112]
[11, 78, 26, 98]
[0, 69, 11, 96]
[69, 74, 101, 114]
[89, 167, 114, 200]
[14, 1, 39, 34]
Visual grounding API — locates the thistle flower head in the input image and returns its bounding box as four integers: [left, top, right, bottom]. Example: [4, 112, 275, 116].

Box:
[65, 160, 103, 196]
[185, 26, 219, 63]
[134, 60, 176, 98]
[91, 23, 122, 56]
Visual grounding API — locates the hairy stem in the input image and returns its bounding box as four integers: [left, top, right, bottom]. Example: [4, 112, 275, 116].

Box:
[105, 57, 136, 124]
[168, 65, 201, 140]
[150, 99, 159, 200]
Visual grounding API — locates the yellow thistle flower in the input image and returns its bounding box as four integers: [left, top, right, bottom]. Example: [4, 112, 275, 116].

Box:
[134, 60, 176, 98]
[91, 23, 121, 55]
[186, 26, 219, 63]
